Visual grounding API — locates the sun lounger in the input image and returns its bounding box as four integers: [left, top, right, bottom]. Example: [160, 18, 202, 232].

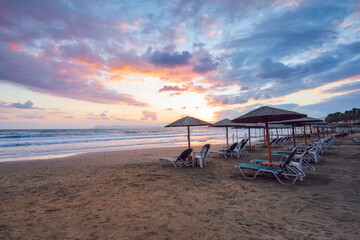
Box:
[193, 144, 212, 168]
[211, 142, 239, 158]
[235, 147, 302, 185]
[271, 148, 315, 171]
[159, 148, 194, 168]
[234, 139, 248, 157]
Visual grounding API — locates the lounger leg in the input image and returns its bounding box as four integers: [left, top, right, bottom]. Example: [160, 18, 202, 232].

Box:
[196, 156, 203, 168]
[236, 167, 261, 180]
[273, 172, 298, 185]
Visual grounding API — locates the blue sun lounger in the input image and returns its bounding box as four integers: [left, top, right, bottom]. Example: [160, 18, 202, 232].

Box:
[235, 148, 302, 185]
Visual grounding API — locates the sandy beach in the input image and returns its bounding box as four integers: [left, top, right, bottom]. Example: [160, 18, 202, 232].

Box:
[1, 134, 359, 240]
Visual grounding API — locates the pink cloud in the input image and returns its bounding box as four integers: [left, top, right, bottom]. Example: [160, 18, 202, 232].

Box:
[340, 21, 353, 28]
[141, 111, 157, 121]
[10, 43, 21, 51]
[0, 47, 147, 106]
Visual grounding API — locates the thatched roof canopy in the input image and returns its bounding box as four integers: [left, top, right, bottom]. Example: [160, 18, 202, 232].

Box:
[271, 117, 323, 126]
[232, 123, 265, 129]
[210, 118, 242, 127]
[165, 116, 210, 127]
[232, 106, 307, 123]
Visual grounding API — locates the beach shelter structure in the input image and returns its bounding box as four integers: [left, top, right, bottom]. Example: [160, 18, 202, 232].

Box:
[232, 106, 306, 163]
[272, 117, 322, 147]
[165, 116, 211, 148]
[210, 118, 242, 149]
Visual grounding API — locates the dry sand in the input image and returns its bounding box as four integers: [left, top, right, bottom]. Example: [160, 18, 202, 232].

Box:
[1, 135, 359, 239]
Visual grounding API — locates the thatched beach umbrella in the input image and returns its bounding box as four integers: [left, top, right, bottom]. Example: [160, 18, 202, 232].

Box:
[165, 116, 211, 148]
[273, 117, 322, 147]
[210, 118, 242, 149]
[232, 106, 306, 164]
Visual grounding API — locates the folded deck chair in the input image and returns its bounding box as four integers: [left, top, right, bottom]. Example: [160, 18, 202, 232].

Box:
[159, 148, 194, 168]
[211, 142, 239, 158]
[193, 144, 212, 168]
[235, 147, 302, 185]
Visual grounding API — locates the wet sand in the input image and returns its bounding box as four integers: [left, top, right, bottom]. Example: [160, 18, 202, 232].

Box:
[1, 135, 359, 239]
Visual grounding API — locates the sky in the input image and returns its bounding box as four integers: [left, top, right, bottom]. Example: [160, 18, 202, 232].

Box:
[0, 0, 359, 129]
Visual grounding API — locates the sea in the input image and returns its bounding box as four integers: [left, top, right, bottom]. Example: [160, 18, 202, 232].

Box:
[0, 127, 267, 162]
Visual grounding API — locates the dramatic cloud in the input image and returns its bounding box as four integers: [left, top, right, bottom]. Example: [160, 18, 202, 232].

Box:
[0, 47, 148, 107]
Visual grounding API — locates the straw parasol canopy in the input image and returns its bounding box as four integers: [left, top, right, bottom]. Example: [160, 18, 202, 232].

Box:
[165, 116, 211, 148]
[272, 117, 322, 125]
[232, 106, 307, 163]
[272, 117, 322, 147]
[232, 106, 307, 123]
[210, 118, 242, 148]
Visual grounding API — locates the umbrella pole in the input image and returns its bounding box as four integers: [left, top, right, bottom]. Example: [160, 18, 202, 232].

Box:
[310, 125, 314, 144]
[303, 125, 307, 147]
[292, 124, 296, 148]
[226, 127, 229, 149]
[187, 126, 190, 149]
[265, 121, 272, 163]
[317, 126, 320, 139]
[248, 128, 251, 151]
[263, 129, 266, 143]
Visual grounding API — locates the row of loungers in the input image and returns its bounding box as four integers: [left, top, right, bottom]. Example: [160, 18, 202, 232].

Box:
[158, 139, 250, 168]
[158, 135, 338, 185]
[235, 135, 338, 185]
[210, 139, 249, 158]
[256, 137, 293, 148]
[158, 144, 213, 168]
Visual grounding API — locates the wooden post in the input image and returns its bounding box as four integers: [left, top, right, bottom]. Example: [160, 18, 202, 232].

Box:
[292, 124, 296, 147]
[263, 128, 266, 143]
[265, 121, 272, 163]
[276, 128, 279, 138]
[248, 128, 252, 151]
[226, 127, 229, 149]
[303, 125, 307, 147]
[310, 125, 314, 144]
[187, 126, 190, 149]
